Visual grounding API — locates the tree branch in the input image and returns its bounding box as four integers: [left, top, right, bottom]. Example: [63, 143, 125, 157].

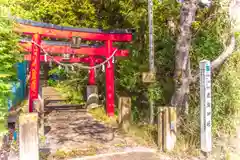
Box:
[192, 35, 236, 83]
[211, 35, 236, 69]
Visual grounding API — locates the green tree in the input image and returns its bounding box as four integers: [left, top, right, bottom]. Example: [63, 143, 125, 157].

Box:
[0, 2, 20, 133]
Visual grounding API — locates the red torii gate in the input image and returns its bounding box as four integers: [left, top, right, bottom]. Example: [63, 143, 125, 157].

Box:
[15, 19, 132, 116]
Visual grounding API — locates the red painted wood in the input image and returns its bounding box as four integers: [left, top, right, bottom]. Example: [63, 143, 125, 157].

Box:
[88, 56, 95, 85]
[19, 42, 129, 57]
[24, 55, 104, 63]
[105, 40, 115, 117]
[15, 23, 132, 41]
[29, 34, 41, 112]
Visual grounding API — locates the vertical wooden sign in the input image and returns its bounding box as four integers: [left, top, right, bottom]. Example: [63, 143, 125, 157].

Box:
[200, 60, 212, 153]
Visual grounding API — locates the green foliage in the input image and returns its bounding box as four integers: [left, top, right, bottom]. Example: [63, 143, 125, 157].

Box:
[47, 79, 57, 87]
[212, 53, 240, 134]
[9, 0, 100, 28]
[55, 80, 85, 104]
[49, 67, 67, 79]
[0, 3, 21, 133]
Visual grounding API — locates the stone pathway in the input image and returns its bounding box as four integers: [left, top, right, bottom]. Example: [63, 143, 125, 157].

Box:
[41, 86, 161, 160]
[43, 109, 141, 153]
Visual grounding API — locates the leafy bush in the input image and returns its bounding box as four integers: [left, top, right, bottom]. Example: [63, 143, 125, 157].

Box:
[212, 53, 240, 134]
[0, 4, 21, 134]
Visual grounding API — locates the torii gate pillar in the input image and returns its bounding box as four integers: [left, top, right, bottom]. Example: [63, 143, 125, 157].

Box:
[29, 34, 41, 112]
[105, 40, 115, 116]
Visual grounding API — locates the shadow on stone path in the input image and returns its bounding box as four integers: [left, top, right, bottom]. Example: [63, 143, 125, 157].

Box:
[41, 87, 159, 159]
[43, 108, 145, 153]
[44, 109, 123, 152]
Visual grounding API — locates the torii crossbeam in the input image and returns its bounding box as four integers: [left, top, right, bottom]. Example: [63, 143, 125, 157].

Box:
[19, 39, 129, 57]
[21, 41, 129, 86]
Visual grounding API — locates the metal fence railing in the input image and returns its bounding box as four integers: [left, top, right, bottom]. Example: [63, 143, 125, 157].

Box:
[8, 61, 28, 111]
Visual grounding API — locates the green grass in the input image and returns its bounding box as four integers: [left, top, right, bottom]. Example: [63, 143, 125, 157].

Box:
[55, 82, 85, 105]
[52, 146, 97, 159]
[88, 107, 157, 146]
[88, 107, 118, 126]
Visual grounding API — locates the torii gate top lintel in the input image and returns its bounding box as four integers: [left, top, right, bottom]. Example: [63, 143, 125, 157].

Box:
[15, 18, 133, 41]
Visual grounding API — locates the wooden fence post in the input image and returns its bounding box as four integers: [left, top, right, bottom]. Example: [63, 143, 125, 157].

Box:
[163, 107, 169, 152]
[162, 106, 177, 152]
[118, 97, 131, 131]
[157, 107, 164, 150]
[19, 113, 39, 160]
[169, 107, 177, 150]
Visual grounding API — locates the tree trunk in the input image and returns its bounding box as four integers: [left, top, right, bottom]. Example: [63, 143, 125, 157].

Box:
[171, 0, 198, 114]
